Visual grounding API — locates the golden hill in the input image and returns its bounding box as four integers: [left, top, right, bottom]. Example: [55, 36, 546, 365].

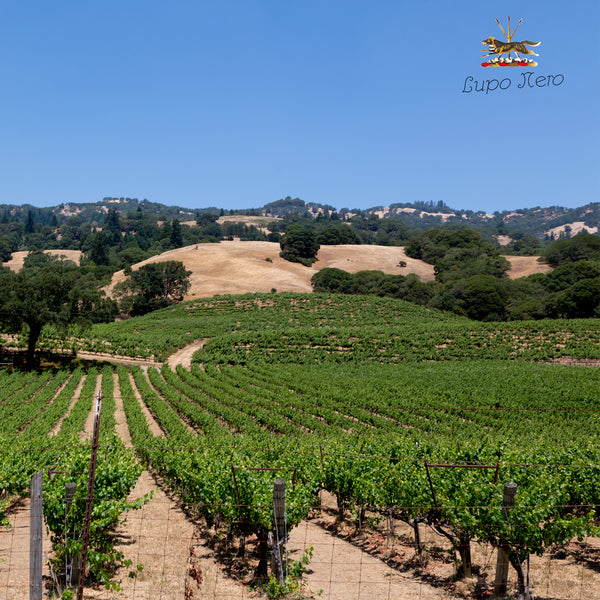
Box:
[105, 241, 550, 300]
[3, 250, 83, 272]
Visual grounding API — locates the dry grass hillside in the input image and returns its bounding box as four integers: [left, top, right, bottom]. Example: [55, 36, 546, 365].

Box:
[107, 241, 430, 299]
[503, 255, 552, 279]
[105, 241, 551, 300]
[3, 250, 83, 272]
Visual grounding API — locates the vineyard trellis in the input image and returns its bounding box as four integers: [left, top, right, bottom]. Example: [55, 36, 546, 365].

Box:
[1, 467, 600, 599]
[0, 361, 599, 597]
[1, 292, 600, 597]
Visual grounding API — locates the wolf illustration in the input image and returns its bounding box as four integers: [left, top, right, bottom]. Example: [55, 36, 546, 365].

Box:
[482, 37, 540, 60]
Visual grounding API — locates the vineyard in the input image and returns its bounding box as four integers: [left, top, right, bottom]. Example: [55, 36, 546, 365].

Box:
[31, 292, 600, 362]
[1, 293, 600, 598]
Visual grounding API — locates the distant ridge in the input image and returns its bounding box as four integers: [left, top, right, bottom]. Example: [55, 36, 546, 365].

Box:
[1, 197, 598, 240]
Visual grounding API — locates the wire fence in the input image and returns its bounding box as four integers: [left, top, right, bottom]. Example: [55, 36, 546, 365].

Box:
[2, 376, 600, 599]
[1, 488, 599, 600]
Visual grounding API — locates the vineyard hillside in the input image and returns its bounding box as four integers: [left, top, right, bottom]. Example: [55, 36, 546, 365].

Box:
[47, 292, 598, 365]
[3, 292, 600, 598]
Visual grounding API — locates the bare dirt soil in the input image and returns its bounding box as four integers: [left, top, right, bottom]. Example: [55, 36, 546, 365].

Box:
[80, 374, 102, 441]
[75, 352, 162, 369]
[167, 339, 207, 370]
[287, 519, 454, 599]
[307, 495, 600, 600]
[100, 370, 249, 599]
[544, 221, 598, 238]
[49, 374, 87, 437]
[0, 498, 52, 600]
[126, 372, 164, 439]
[100, 471, 251, 600]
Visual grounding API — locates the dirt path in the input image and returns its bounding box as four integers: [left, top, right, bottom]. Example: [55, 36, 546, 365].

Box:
[0, 499, 52, 600]
[299, 494, 600, 600]
[74, 337, 207, 372]
[113, 373, 132, 448]
[167, 339, 207, 370]
[96, 367, 251, 599]
[288, 520, 453, 600]
[76, 351, 162, 369]
[49, 374, 86, 437]
[80, 373, 102, 442]
[128, 373, 164, 438]
[33, 371, 73, 432]
[98, 471, 251, 600]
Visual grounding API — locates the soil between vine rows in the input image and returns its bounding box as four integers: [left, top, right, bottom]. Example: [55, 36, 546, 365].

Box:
[2, 342, 600, 599]
[109, 359, 600, 599]
[72, 363, 454, 599]
[107, 366, 456, 599]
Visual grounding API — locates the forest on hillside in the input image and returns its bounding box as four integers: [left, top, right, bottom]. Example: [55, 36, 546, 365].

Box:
[1, 198, 600, 365]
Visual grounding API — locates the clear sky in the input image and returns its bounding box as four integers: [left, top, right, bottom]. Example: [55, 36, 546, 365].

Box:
[0, 1, 597, 213]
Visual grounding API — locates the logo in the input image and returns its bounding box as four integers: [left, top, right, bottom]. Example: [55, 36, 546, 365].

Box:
[481, 16, 540, 67]
[460, 16, 563, 94]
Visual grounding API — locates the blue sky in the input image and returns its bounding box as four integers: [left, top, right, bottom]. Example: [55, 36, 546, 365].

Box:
[0, 1, 597, 213]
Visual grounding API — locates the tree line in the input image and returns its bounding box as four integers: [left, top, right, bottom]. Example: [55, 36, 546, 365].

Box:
[311, 232, 600, 321]
[2, 203, 600, 367]
[0, 207, 268, 272]
[0, 251, 191, 368]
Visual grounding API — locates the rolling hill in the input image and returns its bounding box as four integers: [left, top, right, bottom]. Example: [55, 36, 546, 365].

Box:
[105, 241, 550, 300]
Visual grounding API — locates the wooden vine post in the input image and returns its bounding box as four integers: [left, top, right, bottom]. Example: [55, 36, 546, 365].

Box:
[64, 482, 78, 587]
[237, 466, 285, 583]
[29, 470, 43, 600]
[459, 532, 472, 578]
[413, 519, 424, 555]
[494, 482, 518, 597]
[270, 479, 286, 585]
